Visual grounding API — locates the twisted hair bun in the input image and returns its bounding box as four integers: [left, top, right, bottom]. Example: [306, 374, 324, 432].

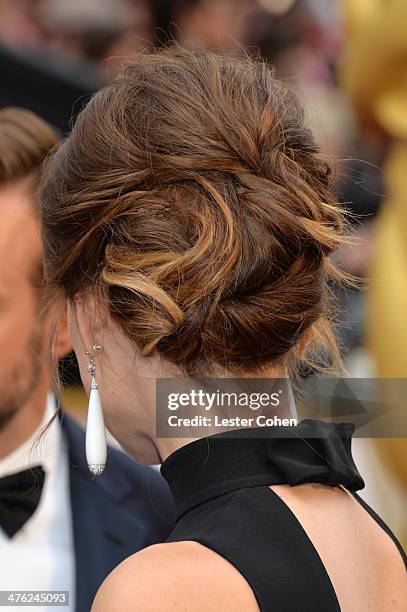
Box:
[41, 46, 347, 376]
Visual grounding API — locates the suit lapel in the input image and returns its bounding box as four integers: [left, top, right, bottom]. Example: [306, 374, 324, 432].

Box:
[62, 415, 146, 612]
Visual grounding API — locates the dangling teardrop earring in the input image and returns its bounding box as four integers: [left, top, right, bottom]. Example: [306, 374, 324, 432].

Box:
[85, 344, 107, 476]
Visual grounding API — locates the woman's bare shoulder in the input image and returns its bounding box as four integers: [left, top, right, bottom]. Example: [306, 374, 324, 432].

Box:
[91, 540, 258, 612]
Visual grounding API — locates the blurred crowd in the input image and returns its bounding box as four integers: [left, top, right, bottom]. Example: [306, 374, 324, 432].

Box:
[0, 0, 405, 544]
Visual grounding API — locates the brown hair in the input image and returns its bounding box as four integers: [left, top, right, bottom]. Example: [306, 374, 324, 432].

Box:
[0, 108, 59, 289]
[40, 46, 347, 377]
[0, 107, 59, 186]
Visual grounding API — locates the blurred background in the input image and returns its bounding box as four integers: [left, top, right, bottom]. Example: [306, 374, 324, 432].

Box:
[0, 0, 405, 545]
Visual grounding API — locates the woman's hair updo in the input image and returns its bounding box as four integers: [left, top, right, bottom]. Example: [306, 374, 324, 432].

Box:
[40, 46, 347, 377]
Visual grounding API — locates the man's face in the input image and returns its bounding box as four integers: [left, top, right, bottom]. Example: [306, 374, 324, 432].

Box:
[0, 179, 48, 430]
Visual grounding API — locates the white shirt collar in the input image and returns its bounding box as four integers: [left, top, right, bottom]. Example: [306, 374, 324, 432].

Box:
[0, 394, 60, 478]
[0, 393, 75, 605]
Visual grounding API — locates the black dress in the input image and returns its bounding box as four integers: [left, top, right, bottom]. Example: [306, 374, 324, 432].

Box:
[160, 419, 407, 612]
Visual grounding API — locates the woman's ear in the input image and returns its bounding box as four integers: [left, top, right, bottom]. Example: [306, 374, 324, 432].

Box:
[68, 295, 106, 356]
[53, 305, 72, 360]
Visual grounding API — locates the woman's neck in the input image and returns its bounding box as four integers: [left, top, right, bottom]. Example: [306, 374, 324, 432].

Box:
[153, 376, 298, 463]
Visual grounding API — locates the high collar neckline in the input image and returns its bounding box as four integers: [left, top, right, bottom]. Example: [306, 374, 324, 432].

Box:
[160, 419, 365, 521]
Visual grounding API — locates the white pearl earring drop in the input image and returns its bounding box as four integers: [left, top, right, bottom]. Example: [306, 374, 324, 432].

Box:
[85, 344, 107, 476]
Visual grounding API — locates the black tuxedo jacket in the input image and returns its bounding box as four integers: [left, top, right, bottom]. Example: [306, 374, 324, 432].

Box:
[61, 414, 175, 612]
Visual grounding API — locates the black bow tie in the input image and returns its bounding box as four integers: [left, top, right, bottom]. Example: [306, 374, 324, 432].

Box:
[0, 466, 45, 538]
